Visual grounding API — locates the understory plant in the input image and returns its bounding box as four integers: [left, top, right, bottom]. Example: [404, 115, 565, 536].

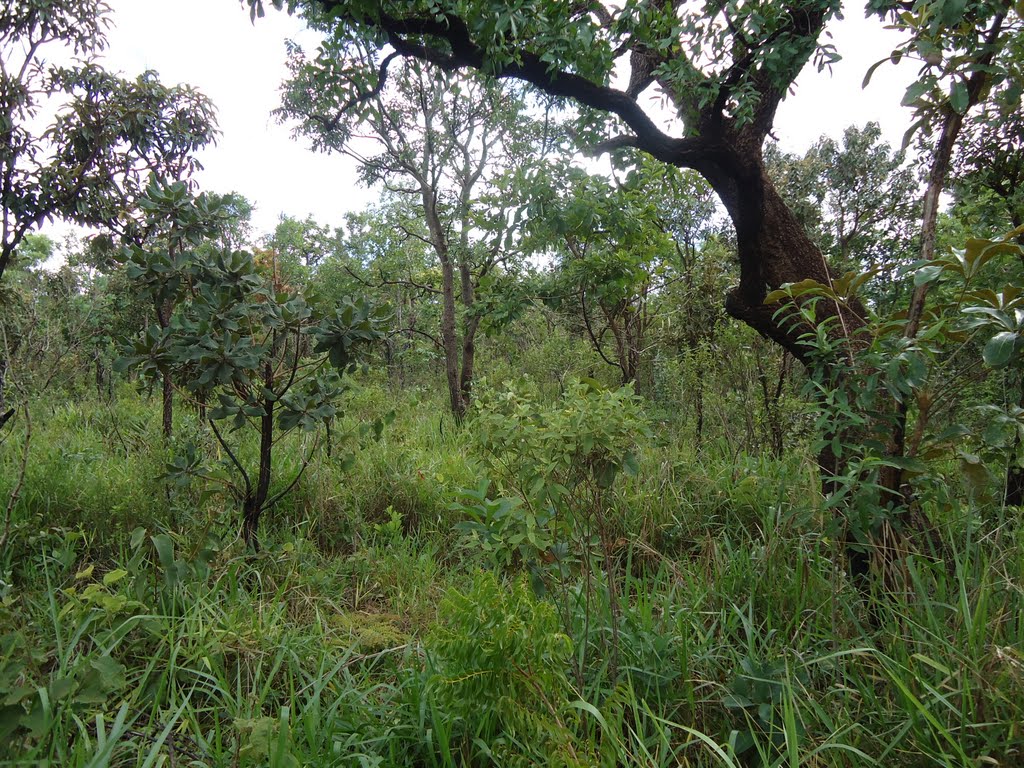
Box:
[119, 218, 388, 545]
[768, 226, 1024, 584]
[455, 376, 650, 679]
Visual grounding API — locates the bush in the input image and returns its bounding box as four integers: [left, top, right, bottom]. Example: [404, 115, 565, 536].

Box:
[424, 571, 586, 766]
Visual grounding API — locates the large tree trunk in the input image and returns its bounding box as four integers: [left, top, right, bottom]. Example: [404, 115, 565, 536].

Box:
[701, 141, 879, 583]
[718, 158, 864, 355]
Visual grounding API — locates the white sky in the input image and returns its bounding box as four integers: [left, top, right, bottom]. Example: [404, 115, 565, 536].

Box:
[42, 1, 917, 243]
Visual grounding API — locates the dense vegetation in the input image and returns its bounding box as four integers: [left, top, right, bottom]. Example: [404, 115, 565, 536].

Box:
[1, 0, 1023, 765]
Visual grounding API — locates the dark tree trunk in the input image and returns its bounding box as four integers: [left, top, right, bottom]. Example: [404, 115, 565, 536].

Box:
[603, 307, 641, 386]
[458, 258, 479, 409]
[1007, 382, 1024, 508]
[0, 354, 11, 434]
[1006, 231, 1024, 508]
[157, 298, 174, 439]
[0, 353, 7, 414]
[1006, 462, 1023, 508]
[242, 360, 275, 548]
[718, 161, 864, 357]
[701, 141, 881, 585]
[161, 369, 173, 438]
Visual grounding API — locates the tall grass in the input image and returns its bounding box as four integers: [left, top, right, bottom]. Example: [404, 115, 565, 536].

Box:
[1, 385, 1022, 766]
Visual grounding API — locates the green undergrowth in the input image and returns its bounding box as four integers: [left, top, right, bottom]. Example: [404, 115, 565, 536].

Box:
[1, 384, 1022, 766]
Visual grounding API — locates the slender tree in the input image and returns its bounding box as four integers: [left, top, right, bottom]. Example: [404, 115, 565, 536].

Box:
[280, 51, 531, 420]
[0, 1, 217, 284]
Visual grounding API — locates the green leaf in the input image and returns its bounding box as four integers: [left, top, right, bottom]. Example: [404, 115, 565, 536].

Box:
[949, 80, 969, 114]
[901, 79, 931, 107]
[102, 569, 128, 586]
[913, 264, 944, 287]
[983, 332, 1018, 368]
[76, 656, 128, 704]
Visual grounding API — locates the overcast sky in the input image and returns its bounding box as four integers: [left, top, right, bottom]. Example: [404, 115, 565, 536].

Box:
[47, 1, 917, 242]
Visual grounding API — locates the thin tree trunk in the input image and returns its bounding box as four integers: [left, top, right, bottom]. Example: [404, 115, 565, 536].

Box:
[421, 181, 466, 421]
[695, 373, 704, 445]
[157, 298, 173, 439]
[458, 258, 478, 408]
[885, 12, 1007, 514]
[440, 256, 464, 420]
[94, 349, 105, 399]
[1005, 228, 1024, 507]
[0, 352, 7, 414]
[243, 359, 275, 548]
[161, 370, 173, 438]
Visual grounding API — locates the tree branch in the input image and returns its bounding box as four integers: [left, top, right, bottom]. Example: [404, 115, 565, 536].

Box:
[209, 418, 252, 498]
[389, 326, 443, 350]
[311, 3, 717, 170]
[307, 51, 401, 133]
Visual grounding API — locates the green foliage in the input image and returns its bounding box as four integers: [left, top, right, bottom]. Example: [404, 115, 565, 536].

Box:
[116, 182, 389, 542]
[425, 571, 581, 766]
[4, 5, 1024, 764]
[451, 481, 559, 572]
[0, 1, 217, 281]
[767, 224, 1024, 555]
[520, 157, 717, 386]
[866, 0, 1020, 146]
[4, 380, 1024, 765]
[766, 123, 920, 283]
[472, 377, 649, 504]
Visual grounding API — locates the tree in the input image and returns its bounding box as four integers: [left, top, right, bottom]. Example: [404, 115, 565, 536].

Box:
[524, 158, 715, 388]
[249, 0, 1020, 585]
[328, 200, 440, 389]
[120, 245, 387, 546]
[867, 2, 1021, 524]
[949, 46, 1024, 506]
[251, 0, 856, 361]
[0, 234, 52, 428]
[121, 181, 232, 438]
[951, 58, 1024, 243]
[265, 213, 340, 270]
[279, 50, 531, 420]
[766, 123, 920, 309]
[0, 0, 218, 284]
